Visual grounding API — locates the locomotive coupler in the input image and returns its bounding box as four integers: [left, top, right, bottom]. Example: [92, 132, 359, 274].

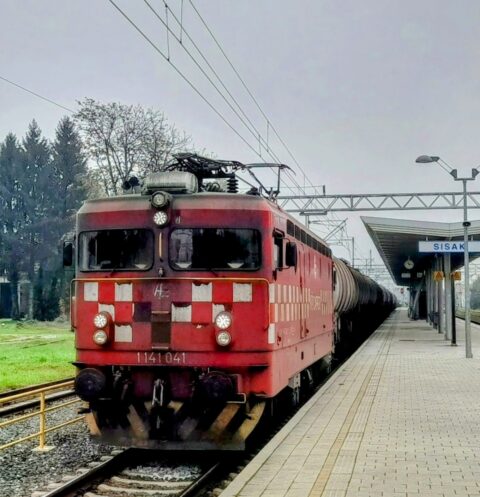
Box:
[152, 379, 168, 407]
[150, 378, 175, 438]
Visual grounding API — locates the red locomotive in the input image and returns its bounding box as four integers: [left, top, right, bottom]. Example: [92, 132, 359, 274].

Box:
[67, 154, 395, 449]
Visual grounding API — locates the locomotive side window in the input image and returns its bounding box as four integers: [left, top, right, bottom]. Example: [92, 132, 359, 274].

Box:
[170, 229, 261, 270]
[286, 220, 295, 236]
[79, 229, 154, 271]
[273, 233, 284, 269]
[283, 218, 331, 259]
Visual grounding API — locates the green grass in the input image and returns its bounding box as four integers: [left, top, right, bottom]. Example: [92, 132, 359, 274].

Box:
[0, 319, 75, 392]
[456, 308, 480, 323]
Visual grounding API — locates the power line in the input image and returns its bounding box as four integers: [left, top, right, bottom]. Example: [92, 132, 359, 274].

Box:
[143, 1, 316, 211]
[144, 0, 279, 163]
[185, 1, 353, 242]
[156, 0, 282, 161]
[187, 1, 342, 219]
[109, 1, 350, 244]
[188, 0, 303, 173]
[150, 1, 325, 212]
[107, 0, 265, 161]
[0, 75, 74, 113]
[109, 0, 305, 202]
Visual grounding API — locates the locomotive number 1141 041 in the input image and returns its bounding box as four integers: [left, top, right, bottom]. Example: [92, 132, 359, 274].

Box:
[136, 352, 187, 364]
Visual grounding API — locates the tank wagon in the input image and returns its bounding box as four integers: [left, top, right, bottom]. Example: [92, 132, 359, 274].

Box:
[333, 257, 396, 355]
[66, 154, 396, 450]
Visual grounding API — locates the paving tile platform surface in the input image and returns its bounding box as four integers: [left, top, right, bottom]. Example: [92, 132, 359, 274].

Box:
[220, 309, 480, 497]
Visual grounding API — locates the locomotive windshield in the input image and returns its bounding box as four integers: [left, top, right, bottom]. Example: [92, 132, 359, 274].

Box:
[79, 229, 154, 271]
[170, 228, 261, 270]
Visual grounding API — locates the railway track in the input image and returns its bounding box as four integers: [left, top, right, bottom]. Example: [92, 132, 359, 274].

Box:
[0, 378, 74, 401]
[17, 341, 357, 497]
[34, 449, 223, 497]
[0, 378, 75, 417]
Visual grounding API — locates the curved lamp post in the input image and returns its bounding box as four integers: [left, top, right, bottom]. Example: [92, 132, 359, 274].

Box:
[416, 155, 479, 358]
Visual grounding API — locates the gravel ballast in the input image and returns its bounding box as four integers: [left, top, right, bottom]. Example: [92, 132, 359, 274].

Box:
[0, 404, 115, 497]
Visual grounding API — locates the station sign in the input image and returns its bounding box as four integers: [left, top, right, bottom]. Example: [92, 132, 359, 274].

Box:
[418, 241, 480, 253]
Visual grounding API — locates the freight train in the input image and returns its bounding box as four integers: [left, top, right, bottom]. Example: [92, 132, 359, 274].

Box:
[66, 154, 396, 450]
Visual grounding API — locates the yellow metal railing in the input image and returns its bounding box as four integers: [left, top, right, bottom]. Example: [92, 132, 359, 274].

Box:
[0, 380, 84, 452]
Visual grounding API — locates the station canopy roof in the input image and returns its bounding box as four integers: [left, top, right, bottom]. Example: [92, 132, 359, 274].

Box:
[361, 216, 480, 286]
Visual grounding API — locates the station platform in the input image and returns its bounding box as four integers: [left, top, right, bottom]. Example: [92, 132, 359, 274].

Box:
[221, 309, 480, 497]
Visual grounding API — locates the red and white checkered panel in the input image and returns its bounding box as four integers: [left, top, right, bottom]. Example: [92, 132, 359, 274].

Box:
[267, 283, 334, 345]
[76, 279, 331, 349]
[76, 279, 263, 345]
[268, 283, 333, 323]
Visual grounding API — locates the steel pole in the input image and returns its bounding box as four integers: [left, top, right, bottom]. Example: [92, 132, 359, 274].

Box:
[462, 179, 473, 358]
[451, 277, 457, 345]
[437, 256, 443, 334]
[444, 253, 452, 341]
[352, 238, 355, 268]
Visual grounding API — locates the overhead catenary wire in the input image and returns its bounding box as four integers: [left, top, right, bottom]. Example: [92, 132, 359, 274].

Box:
[186, 1, 341, 215]
[109, 0, 305, 204]
[107, 0, 269, 165]
[0, 75, 74, 113]
[146, 1, 322, 211]
[158, 4, 321, 211]
[113, 1, 308, 212]
[109, 1, 352, 248]
[144, 1, 288, 171]
[184, 2, 350, 234]
[187, 1, 299, 169]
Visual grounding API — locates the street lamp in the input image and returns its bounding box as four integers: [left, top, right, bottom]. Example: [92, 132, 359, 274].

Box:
[416, 155, 479, 358]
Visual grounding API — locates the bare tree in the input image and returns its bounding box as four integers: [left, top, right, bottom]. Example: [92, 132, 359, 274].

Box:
[74, 99, 191, 196]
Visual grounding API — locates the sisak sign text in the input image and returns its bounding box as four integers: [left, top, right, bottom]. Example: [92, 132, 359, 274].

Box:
[418, 241, 480, 253]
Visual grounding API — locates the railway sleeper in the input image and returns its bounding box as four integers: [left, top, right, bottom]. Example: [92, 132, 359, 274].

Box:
[113, 475, 190, 489]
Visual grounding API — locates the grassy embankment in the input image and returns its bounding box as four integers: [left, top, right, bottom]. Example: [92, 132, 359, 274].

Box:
[0, 319, 75, 392]
[455, 309, 480, 323]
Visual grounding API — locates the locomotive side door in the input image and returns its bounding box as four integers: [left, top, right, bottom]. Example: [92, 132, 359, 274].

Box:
[299, 244, 307, 339]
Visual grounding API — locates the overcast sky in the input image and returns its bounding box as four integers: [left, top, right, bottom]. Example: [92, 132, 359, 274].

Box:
[1, 0, 480, 276]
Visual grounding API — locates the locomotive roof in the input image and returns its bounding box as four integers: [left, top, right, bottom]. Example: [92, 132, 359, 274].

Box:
[79, 192, 275, 213]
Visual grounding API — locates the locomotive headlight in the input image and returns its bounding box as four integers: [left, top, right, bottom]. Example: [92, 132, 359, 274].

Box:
[153, 210, 168, 226]
[151, 191, 170, 208]
[93, 330, 108, 345]
[215, 311, 232, 330]
[93, 312, 109, 329]
[216, 331, 232, 347]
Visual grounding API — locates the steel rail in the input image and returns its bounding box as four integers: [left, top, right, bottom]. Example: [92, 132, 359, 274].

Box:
[0, 390, 76, 418]
[38, 450, 222, 497]
[0, 380, 75, 418]
[0, 398, 81, 428]
[179, 461, 222, 497]
[0, 378, 74, 400]
[0, 416, 84, 451]
[0, 380, 74, 404]
[0, 380, 83, 452]
[39, 449, 133, 497]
